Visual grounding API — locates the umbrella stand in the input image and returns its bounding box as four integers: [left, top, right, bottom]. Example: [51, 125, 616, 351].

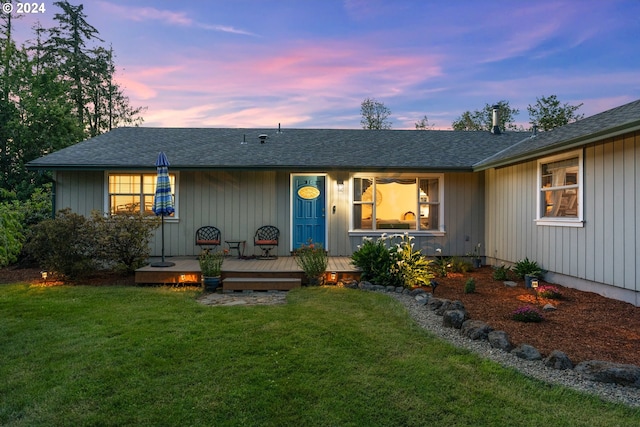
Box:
[151, 214, 175, 267]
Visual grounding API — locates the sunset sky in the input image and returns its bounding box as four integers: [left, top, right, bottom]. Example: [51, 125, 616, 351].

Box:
[10, 0, 640, 129]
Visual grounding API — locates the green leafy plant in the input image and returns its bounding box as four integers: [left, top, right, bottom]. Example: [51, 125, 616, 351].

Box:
[91, 211, 160, 273]
[464, 277, 476, 294]
[430, 248, 451, 277]
[24, 208, 97, 278]
[513, 257, 545, 279]
[492, 264, 511, 281]
[0, 200, 25, 268]
[511, 306, 544, 323]
[199, 249, 225, 277]
[294, 240, 328, 285]
[388, 233, 434, 289]
[537, 285, 562, 299]
[450, 256, 473, 273]
[351, 235, 399, 286]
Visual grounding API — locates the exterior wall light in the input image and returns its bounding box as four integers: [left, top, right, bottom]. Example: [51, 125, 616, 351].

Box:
[337, 180, 344, 192]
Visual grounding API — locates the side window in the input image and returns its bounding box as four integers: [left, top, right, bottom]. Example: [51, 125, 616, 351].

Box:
[537, 151, 582, 226]
[108, 173, 177, 216]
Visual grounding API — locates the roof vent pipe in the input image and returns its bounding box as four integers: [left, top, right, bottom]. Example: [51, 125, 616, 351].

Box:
[491, 104, 501, 135]
[258, 134, 268, 143]
[532, 124, 538, 137]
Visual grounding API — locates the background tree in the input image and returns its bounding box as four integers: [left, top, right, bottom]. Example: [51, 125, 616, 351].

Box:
[415, 115, 434, 130]
[527, 95, 584, 131]
[360, 97, 392, 129]
[0, 0, 144, 201]
[452, 100, 519, 132]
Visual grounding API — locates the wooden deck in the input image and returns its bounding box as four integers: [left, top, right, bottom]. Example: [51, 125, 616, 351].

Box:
[135, 256, 361, 291]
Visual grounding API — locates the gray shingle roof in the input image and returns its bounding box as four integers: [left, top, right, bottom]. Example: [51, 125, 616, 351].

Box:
[26, 128, 529, 171]
[27, 98, 640, 172]
[474, 98, 640, 169]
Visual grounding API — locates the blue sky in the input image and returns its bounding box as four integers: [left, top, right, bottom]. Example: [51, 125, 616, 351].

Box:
[11, 0, 640, 129]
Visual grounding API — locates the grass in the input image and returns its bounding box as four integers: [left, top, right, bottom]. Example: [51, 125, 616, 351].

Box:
[1, 284, 639, 426]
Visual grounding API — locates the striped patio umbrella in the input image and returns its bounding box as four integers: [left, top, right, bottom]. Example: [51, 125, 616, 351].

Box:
[150, 151, 175, 267]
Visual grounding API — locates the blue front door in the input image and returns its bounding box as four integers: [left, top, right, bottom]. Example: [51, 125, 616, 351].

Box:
[293, 175, 326, 249]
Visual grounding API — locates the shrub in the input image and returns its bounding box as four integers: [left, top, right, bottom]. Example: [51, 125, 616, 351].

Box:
[464, 277, 476, 294]
[351, 235, 399, 286]
[493, 264, 511, 281]
[513, 257, 545, 279]
[537, 285, 562, 299]
[430, 250, 451, 278]
[24, 208, 97, 278]
[450, 256, 473, 273]
[295, 240, 328, 284]
[92, 211, 160, 273]
[0, 200, 25, 268]
[511, 306, 544, 323]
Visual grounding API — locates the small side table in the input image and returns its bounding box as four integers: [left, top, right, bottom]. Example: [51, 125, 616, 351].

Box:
[225, 240, 246, 258]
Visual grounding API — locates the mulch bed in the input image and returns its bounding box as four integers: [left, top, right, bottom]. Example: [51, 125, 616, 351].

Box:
[427, 267, 640, 366]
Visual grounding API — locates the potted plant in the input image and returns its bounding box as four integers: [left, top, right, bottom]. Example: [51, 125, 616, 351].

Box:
[513, 257, 545, 288]
[467, 243, 482, 269]
[199, 249, 224, 291]
[294, 240, 328, 286]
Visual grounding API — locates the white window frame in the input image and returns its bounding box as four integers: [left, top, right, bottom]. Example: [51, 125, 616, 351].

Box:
[349, 173, 445, 236]
[104, 171, 180, 220]
[535, 150, 583, 227]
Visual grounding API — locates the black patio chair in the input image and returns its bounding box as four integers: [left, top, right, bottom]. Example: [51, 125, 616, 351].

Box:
[195, 226, 221, 251]
[254, 225, 279, 259]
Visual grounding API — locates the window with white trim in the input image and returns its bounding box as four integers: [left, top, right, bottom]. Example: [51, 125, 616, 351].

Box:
[352, 175, 442, 231]
[107, 173, 177, 216]
[537, 151, 582, 226]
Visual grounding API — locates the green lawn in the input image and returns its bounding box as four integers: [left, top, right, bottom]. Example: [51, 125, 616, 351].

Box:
[1, 284, 638, 426]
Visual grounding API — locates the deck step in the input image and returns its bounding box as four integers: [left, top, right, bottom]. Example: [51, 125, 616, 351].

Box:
[223, 277, 301, 291]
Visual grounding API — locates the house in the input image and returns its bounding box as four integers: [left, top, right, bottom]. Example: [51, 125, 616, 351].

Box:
[27, 99, 640, 305]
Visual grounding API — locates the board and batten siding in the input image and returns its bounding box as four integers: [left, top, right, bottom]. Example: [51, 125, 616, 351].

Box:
[485, 130, 640, 306]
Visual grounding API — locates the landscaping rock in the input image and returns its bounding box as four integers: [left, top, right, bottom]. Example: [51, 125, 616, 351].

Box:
[385, 285, 396, 293]
[503, 281, 517, 287]
[395, 286, 404, 293]
[426, 297, 448, 311]
[436, 300, 464, 316]
[461, 320, 493, 340]
[442, 309, 468, 329]
[409, 288, 427, 297]
[488, 330, 513, 352]
[542, 303, 557, 311]
[575, 360, 640, 388]
[372, 284, 386, 292]
[511, 344, 542, 361]
[414, 294, 429, 305]
[544, 350, 574, 370]
[358, 281, 374, 290]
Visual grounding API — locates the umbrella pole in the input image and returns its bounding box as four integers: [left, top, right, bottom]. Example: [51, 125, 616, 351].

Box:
[151, 214, 175, 267]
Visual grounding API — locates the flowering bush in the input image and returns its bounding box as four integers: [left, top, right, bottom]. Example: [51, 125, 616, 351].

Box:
[388, 233, 434, 289]
[537, 285, 562, 299]
[294, 240, 328, 284]
[511, 306, 544, 323]
[351, 233, 433, 288]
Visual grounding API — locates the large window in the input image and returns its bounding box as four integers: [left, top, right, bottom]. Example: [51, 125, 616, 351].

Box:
[537, 151, 582, 226]
[352, 175, 442, 232]
[108, 173, 177, 216]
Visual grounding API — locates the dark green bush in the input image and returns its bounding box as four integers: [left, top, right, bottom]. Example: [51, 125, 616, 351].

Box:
[91, 211, 160, 273]
[0, 200, 25, 268]
[464, 277, 476, 294]
[25, 208, 160, 278]
[351, 236, 400, 286]
[450, 256, 473, 273]
[24, 208, 97, 278]
[492, 264, 511, 281]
